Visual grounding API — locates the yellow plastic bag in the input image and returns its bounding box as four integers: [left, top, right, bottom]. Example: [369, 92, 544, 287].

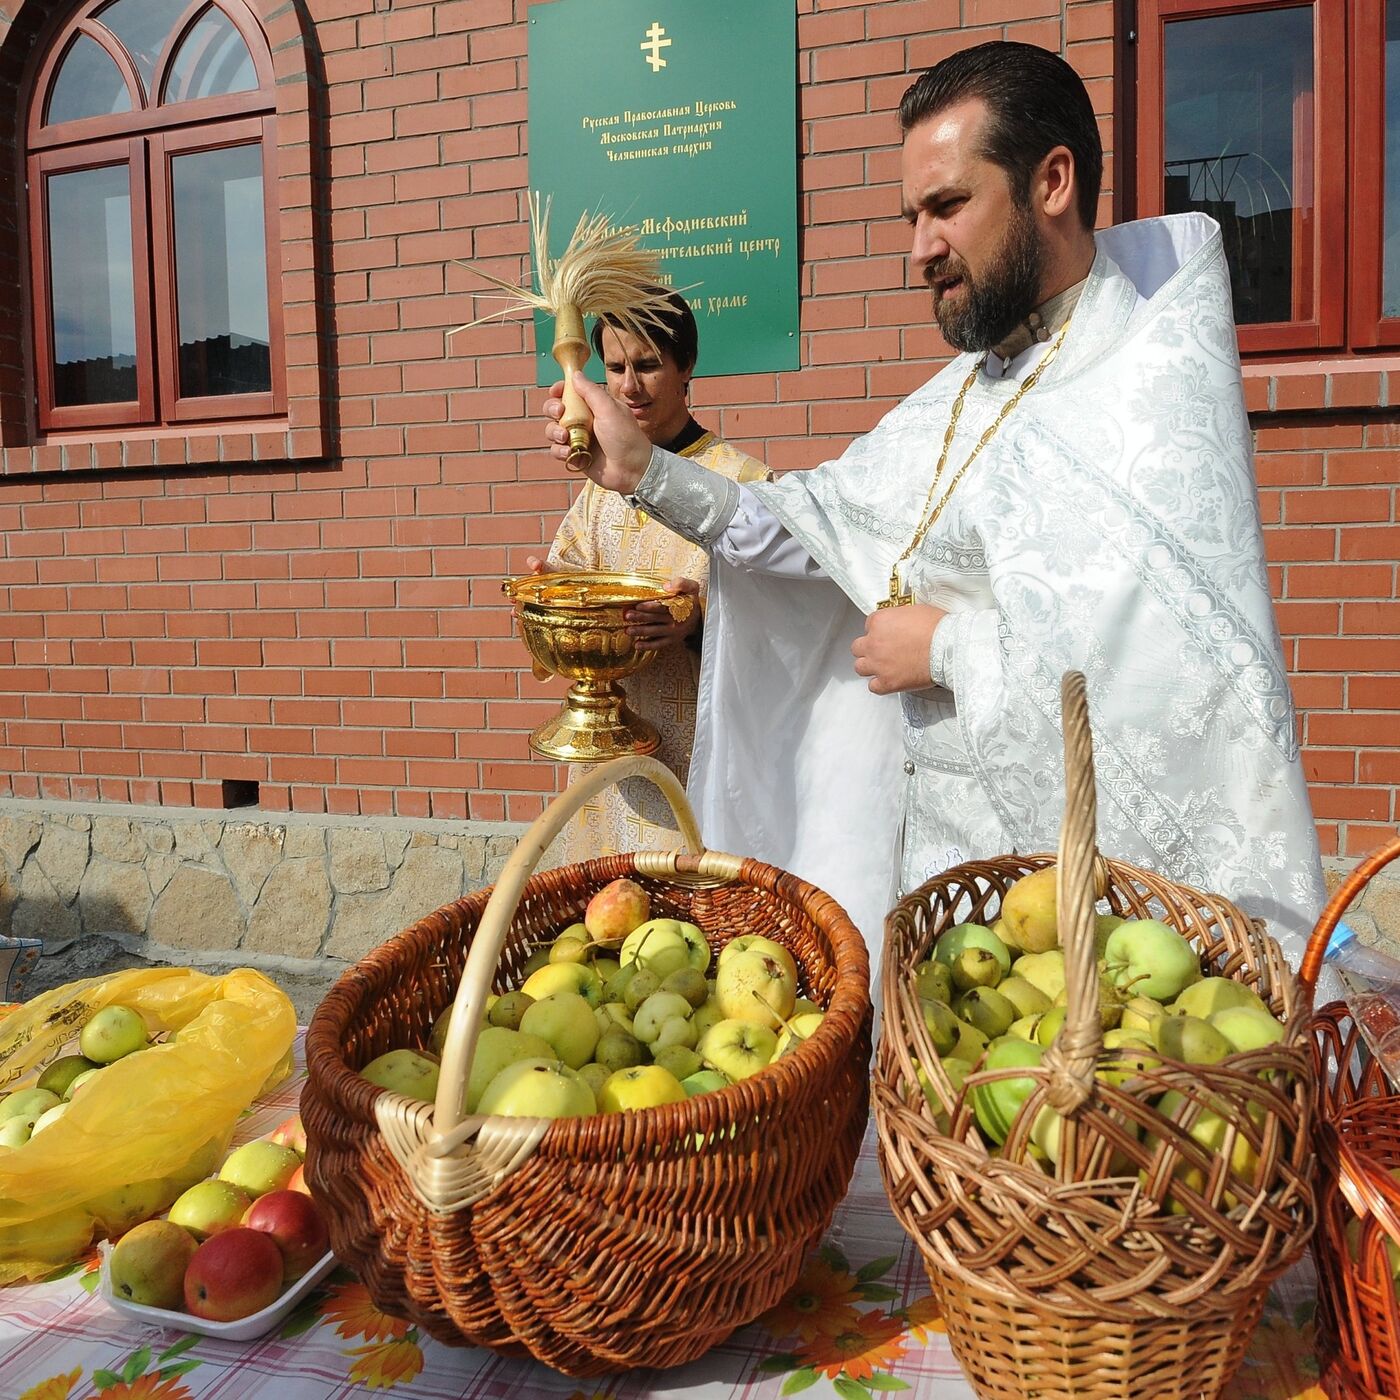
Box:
[0, 966, 295, 1284]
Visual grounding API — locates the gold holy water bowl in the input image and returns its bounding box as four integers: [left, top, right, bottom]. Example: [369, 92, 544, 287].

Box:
[503, 570, 695, 762]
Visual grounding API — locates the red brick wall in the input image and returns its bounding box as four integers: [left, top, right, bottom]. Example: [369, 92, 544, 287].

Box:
[0, 0, 1394, 856]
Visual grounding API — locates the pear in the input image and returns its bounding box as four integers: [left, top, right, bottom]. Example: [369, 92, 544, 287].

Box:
[652, 1045, 704, 1081]
[1170, 977, 1269, 1020]
[37, 1055, 98, 1099]
[913, 959, 954, 1006]
[1007, 1013, 1043, 1042]
[917, 998, 962, 1056]
[950, 947, 1003, 993]
[603, 962, 643, 1005]
[578, 1063, 612, 1101]
[1051, 975, 1127, 1032]
[1095, 913, 1126, 955]
[996, 976, 1052, 1020]
[595, 1028, 646, 1072]
[932, 923, 1012, 979]
[1209, 1006, 1286, 1053]
[951, 1017, 990, 1063]
[1012, 950, 1066, 1002]
[488, 990, 535, 1031]
[1035, 1006, 1067, 1048]
[998, 866, 1060, 953]
[1119, 995, 1166, 1037]
[622, 968, 662, 1014]
[522, 947, 552, 978]
[659, 966, 709, 1009]
[1098, 1029, 1161, 1087]
[954, 987, 1017, 1040]
[1153, 1013, 1233, 1066]
[915, 1057, 970, 1131]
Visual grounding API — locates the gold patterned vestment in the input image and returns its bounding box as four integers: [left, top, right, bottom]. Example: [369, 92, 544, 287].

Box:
[547, 426, 766, 862]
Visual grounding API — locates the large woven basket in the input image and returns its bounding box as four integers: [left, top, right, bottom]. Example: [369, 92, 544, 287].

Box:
[301, 756, 871, 1377]
[1302, 836, 1400, 1399]
[873, 672, 1315, 1400]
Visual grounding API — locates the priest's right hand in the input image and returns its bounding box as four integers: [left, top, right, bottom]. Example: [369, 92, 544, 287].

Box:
[543, 373, 653, 494]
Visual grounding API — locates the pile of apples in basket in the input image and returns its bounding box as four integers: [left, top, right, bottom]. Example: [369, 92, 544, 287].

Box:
[363, 877, 823, 1118]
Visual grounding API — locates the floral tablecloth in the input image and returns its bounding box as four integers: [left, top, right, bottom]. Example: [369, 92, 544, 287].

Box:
[0, 1033, 1327, 1400]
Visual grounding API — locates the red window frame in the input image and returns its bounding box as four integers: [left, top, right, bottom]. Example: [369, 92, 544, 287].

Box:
[25, 0, 281, 432]
[1348, 0, 1400, 347]
[1136, 0, 1349, 357]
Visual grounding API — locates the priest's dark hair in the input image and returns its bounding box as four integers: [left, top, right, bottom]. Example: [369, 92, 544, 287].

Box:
[899, 41, 1103, 231]
[590, 287, 699, 374]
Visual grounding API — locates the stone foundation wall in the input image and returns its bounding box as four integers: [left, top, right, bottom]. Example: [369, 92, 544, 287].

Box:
[0, 800, 525, 1014]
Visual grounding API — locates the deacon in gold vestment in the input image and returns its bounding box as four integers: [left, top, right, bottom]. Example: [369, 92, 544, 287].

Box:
[530, 292, 766, 862]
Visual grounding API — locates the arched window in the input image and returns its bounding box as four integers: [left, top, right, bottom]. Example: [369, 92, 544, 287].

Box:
[26, 0, 281, 431]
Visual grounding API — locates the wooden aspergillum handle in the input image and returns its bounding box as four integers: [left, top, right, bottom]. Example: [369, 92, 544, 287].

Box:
[552, 303, 592, 472]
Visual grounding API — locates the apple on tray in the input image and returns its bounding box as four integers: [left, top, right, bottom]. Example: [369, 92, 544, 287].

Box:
[243, 1189, 329, 1280]
[219, 1140, 303, 1199]
[184, 1228, 286, 1322]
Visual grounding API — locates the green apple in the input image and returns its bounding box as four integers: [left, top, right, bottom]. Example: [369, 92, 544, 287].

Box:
[1012, 950, 1066, 1001]
[169, 1178, 253, 1240]
[108, 1218, 199, 1309]
[37, 1054, 98, 1099]
[0, 1117, 33, 1148]
[360, 1048, 441, 1101]
[998, 866, 1060, 953]
[659, 967, 708, 1008]
[429, 1006, 454, 1057]
[79, 1004, 149, 1063]
[488, 990, 535, 1031]
[465, 1027, 554, 1112]
[774, 1011, 824, 1058]
[64, 1067, 106, 1100]
[477, 1058, 595, 1118]
[594, 1028, 645, 1072]
[1103, 921, 1201, 1002]
[714, 948, 797, 1029]
[1153, 1013, 1233, 1066]
[520, 961, 604, 1008]
[598, 1064, 687, 1112]
[717, 935, 794, 983]
[913, 959, 954, 1005]
[30, 1102, 70, 1135]
[652, 1015, 698, 1051]
[996, 977, 1052, 1020]
[632, 991, 693, 1045]
[970, 1038, 1045, 1145]
[954, 987, 1017, 1039]
[0, 1087, 61, 1124]
[933, 923, 1012, 979]
[1209, 1006, 1286, 1053]
[652, 1045, 704, 1081]
[690, 999, 725, 1039]
[680, 1069, 730, 1098]
[220, 1139, 302, 1198]
[595, 1002, 636, 1037]
[1171, 977, 1269, 1020]
[698, 1018, 778, 1081]
[519, 992, 600, 1069]
[619, 922, 694, 979]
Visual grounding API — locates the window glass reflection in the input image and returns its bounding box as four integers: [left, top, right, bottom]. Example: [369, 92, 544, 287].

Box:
[1164, 5, 1314, 324]
[164, 7, 257, 103]
[49, 164, 138, 406]
[46, 33, 133, 125]
[94, 0, 189, 97]
[172, 143, 270, 398]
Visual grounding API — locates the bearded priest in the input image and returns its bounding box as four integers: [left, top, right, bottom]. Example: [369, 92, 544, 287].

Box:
[541, 41, 1326, 978]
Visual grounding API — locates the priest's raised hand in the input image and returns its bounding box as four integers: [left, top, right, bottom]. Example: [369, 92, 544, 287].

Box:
[543, 372, 652, 494]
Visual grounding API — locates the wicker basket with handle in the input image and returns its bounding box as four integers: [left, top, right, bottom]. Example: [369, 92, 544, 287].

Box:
[872, 671, 1315, 1400]
[1301, 836, 1400, 1399]
[300, 755, 872, 1377]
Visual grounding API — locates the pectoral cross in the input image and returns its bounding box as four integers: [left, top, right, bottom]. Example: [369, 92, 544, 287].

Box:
[878, 568, 912, 609]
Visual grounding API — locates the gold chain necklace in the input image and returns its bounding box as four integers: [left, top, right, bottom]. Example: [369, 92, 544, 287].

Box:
[878, 320, 1072, 609]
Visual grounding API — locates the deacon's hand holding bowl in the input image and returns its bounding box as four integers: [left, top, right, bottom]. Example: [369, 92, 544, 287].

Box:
[544, 373, 653, 494]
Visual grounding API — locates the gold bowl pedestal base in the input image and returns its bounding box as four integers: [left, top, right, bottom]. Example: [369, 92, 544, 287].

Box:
[528, 680, 659, 763]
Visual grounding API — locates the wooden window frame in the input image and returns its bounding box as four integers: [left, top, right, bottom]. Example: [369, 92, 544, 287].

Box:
[1136, 0, 1349, 357]
[1348, 0, 1400, 347]
[25, 0, 282, 434]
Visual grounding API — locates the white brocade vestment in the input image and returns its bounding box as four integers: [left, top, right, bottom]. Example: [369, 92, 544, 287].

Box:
[684, 214, 1325, 973]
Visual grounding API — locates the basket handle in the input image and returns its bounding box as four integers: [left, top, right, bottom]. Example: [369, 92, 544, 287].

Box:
[1041, 671, 1107, 1117]
[429, 754, 706, 1141]
[1298, 835, 1400, 993]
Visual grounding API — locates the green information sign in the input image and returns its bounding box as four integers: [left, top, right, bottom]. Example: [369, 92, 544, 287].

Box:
[527, 0, 798, 384]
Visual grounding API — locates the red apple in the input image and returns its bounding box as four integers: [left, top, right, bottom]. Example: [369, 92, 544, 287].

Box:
[183, 1228, 285, 1321]
[269, 1114, 307, 1157]
[242, 1189, 328, 1280]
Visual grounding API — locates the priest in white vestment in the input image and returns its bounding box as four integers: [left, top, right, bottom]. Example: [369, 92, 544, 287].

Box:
[541, 42, 1326, 976]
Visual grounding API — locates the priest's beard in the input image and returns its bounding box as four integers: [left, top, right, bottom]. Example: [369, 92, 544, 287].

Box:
[927, 203, 1045, 353]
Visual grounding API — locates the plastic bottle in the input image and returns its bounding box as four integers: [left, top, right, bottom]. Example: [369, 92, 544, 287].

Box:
[1326, 918, 1400, 1089]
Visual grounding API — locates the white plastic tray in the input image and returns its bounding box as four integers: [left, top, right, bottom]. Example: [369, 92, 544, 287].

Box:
[97, 1239, 338, 1341]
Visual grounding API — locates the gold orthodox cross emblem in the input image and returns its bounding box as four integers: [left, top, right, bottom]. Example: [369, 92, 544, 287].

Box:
[878, 569, 913, 609]
[641, 22, 671, 72]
